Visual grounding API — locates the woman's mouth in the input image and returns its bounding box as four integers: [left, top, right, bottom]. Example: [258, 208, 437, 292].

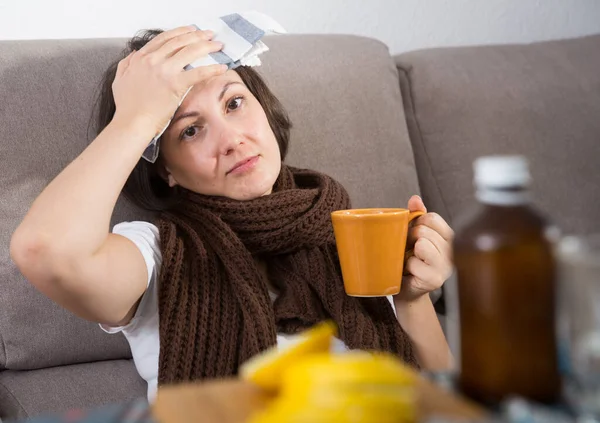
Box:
[227, 155, 260, 175]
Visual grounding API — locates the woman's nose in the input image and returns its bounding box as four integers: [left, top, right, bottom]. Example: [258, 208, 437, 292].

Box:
[215, 124, 242, 156]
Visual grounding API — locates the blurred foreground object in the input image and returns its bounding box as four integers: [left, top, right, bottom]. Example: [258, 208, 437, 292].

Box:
[557, 234, 600, 419]
[453, 156, 561, 405]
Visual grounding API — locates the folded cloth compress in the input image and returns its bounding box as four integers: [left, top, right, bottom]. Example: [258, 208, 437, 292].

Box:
[142, 11, 286, 163]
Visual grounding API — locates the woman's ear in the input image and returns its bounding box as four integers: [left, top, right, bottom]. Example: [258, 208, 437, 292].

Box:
[167, 173, 179, 188]
[157, 161, 179, 188]
[164, 166, 180, 188]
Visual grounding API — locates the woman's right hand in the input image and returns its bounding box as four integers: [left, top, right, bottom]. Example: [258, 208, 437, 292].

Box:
[111, 25, 228, 137]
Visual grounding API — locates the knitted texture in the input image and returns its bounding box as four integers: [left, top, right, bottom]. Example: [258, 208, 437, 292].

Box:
[156, 165, 417, 386]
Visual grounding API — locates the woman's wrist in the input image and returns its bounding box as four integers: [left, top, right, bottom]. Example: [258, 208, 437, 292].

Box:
[109, 112, 162, 143]
[393, 293, 436, 340]
[393, 292, 433, 313]
[394, 293, 453, 371]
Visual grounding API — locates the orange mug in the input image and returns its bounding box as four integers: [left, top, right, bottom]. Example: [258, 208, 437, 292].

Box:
[331, 208, 425, 297]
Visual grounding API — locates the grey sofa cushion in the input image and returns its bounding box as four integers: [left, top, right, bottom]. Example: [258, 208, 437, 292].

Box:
[396, 34, 600, 235]
[263, 35, 420, 207]
[0, 360, 146, 420]
[0, 270, 132, 371]
[0, 38, 146, 371]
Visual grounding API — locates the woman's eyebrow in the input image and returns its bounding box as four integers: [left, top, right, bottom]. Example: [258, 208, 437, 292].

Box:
[171, 111, 201, 126]
[218, 81, 243, 101]
[170, 81, 244, 126]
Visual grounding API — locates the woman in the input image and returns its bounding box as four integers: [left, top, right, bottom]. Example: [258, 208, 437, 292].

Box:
[10, 26, 454, 401]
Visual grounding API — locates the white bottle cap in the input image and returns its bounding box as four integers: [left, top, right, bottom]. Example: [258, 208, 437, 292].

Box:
[474, 155, 531, 189]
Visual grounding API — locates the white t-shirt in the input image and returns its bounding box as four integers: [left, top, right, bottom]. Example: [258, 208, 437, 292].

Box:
[101, 221, 394, 402]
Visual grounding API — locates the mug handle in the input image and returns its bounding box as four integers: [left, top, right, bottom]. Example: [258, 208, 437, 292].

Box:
[408, 210, 425, 223]
[404, 210, 426, 266]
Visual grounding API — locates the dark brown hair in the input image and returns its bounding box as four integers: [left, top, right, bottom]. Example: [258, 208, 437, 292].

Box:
[95, 29, 292, 211]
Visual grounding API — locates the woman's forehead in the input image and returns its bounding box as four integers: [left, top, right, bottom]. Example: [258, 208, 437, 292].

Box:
[186, 70, 244, 100]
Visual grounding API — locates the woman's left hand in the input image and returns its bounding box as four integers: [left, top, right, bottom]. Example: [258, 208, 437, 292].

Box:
[394, 195, 454, 303]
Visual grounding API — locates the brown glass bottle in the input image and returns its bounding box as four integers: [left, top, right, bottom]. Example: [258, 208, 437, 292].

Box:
[453, 156, 561, 406]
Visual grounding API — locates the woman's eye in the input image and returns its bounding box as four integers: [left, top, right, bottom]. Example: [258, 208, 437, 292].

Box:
[182, 126, 198, 139]
[227, 97, 243, 111]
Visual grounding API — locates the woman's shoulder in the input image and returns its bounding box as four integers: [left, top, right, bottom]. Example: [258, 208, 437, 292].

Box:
[112, 221, 162, 276]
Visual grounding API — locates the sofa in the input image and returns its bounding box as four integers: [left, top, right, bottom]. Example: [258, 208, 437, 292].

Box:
[1, 32, 599, 420]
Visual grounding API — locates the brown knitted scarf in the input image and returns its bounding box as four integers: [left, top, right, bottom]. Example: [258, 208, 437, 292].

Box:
[156, 165, 417, 386]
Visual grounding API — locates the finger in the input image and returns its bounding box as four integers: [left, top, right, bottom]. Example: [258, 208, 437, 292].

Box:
[412, 212, 454, 242]
[155, 30, 216, 60]
[170, 40, 225, 71]
[179, 63, 229, 88]
[404, 256, 445, 290]
[413, 237, 445, 268]
[407, 195, 427, 213]
[138, 25, 198, 55]
[410, 238, 453, 285]
[115, 52, 135, 78]
[407, 223, 452, 258]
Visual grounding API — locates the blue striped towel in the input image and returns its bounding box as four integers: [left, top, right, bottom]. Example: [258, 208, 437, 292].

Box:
[142, 11, 286, 163]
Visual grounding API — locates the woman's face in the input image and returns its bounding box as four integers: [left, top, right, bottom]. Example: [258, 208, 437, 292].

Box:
[160, 70, 281, 201]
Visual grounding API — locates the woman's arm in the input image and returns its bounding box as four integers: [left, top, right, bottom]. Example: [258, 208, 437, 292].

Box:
[395, 295, 453, 370]
[393, 195, 455, 371]
[10, 117, 156, 325]
[10, 26, 226, 326]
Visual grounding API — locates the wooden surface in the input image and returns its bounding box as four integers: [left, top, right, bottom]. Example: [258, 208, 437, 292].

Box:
[152, 377, 486, 423]
[416, 376, 485, 420]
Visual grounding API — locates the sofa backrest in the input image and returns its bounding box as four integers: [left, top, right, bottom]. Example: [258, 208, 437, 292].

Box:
[0, 34, 419, 370]
[396, 34, 600, 235]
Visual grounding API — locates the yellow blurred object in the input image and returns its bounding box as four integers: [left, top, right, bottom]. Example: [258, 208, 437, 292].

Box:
[239, 320, 337, 392]
[249, 352, 417, 423]
[153, 320, 484, 423]
[282, 352, 415, 393]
